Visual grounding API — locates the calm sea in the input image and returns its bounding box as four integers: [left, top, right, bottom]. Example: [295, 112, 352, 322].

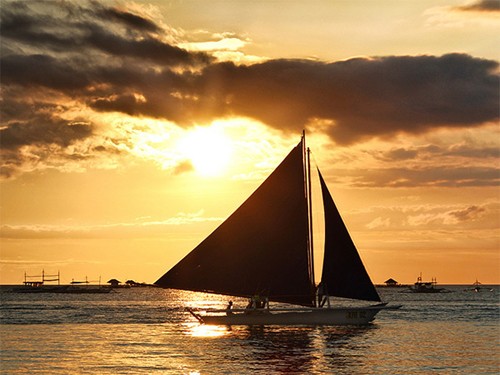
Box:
[0, 285, 498, 374]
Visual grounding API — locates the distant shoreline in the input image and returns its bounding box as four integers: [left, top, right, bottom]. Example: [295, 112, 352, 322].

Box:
[375, 284, 499, 287]
[0, 283, 159, 287]
[1, 283, 498, 287]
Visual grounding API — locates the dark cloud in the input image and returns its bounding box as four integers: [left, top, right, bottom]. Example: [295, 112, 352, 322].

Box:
[382, 148, 419, 161]
[448, 205, 485, 221]
[1, 0, 498, 181]
[208, 55, 498, 144]
[56, 55, 500, 143]
[2, 1, 497, 143]
[456, 0, 500, 12]
[445, 145, 500, 159]
[1, 54, 92, 90]
[97, 6, 162, 32]
[84, 22, 212, 66]
[76, 55, 500, 144]
[379, 143, 500, 162]
[0, 112, 93, 150]
[0, 1, 212, 66]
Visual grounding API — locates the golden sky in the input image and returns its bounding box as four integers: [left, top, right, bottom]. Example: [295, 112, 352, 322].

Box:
[1, 0, 499, 285]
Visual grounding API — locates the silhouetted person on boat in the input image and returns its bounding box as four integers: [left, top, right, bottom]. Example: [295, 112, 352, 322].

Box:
[245, 295, 269, 313]
[246, 295, 258, 309]
[317, 282, 328, 307]
[226, 301, 233, 315]
[262, 296, 269, 309]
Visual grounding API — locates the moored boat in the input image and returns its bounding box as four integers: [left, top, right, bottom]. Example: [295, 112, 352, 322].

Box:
[407, 274, 449, 293]
[11, 270, 65, 293]
[10, 271, 111, 293]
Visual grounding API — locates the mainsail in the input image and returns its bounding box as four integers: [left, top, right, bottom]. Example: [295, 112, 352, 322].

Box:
[155, 134, 381, 307]
[155, 139, 315, 306]
[318, 170, 381, 302]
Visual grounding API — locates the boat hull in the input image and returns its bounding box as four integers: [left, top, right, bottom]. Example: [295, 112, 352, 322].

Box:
[10, 286, 112, 294]
[191, 305, 396, 326]
[408, 288, 446, 293]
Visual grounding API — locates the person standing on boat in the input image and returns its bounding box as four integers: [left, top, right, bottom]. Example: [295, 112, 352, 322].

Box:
[247, 295, 258, 309]
[244, 296, 255, 314]
[317, 282, 328, 307]
[262, 296, 269, 310]
[226, 301, 233, 315]
[245, 295, 266, 312]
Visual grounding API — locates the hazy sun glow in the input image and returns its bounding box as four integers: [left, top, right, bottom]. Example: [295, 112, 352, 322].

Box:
[179, 126, 233, 177]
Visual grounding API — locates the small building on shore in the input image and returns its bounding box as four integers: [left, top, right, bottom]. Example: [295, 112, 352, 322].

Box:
[384, 278, 399, 287]
[107, 279, 121, 288]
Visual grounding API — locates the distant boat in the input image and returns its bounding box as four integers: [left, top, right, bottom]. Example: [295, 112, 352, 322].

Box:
[471, 279, 482, 292]
[10, 270, 63, 293]
[465, 279, 493, 292]
[407, 274, 448, 293]
[67, 276, 112, 293]
[60, 285, 112, 294]
[155, 133, 400, 325]
[11, 271, 111, 294]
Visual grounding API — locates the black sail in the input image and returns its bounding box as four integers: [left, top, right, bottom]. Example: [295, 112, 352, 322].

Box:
[155, 140, 314, 307]
[318, 170, 381, 302]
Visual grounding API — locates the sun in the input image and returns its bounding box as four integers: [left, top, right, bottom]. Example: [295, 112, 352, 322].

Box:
[179, 126, 233, 177]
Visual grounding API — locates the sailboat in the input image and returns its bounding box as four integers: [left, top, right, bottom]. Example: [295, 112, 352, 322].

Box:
[155, 133, 400, 325]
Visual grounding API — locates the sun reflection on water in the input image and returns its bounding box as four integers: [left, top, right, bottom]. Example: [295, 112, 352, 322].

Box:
[185, 322, 230, 338]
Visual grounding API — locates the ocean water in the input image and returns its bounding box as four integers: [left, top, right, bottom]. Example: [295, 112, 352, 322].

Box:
[0, 285, 498, 374]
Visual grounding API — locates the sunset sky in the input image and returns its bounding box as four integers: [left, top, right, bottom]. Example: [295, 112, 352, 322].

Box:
[1, 0, 499, 285]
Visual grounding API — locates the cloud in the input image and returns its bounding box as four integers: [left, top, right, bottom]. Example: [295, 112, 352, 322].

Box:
[6, 53, 496, 142]
[0, 211, 223, 239]
[1, 54, 92, 90]
[366, 217, 391, 229]
[1, 111, 93, 150]
[97, 5, 162, 32]
[407, 204, 487, 226]
[0, 1, 212, 66]
[448, 205, 485, 221]
[381, 148, 419, 161]
[456, 0, 500, 12]
[445, 144, 500, 159]
[320, 127, 500, 188]
[84, 23, 211, 65]
[352, 202, 496, 231]
[173, 55, 497, 144]
[1, 0, 498, 180]
[349, 166, 499, 188]
[378, 143, 500, 162]
[173, 160, 195, 175]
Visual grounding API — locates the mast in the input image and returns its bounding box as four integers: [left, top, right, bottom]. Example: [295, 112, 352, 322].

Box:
[307, 146, 316, 302]
[303, 131, 316, 305]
